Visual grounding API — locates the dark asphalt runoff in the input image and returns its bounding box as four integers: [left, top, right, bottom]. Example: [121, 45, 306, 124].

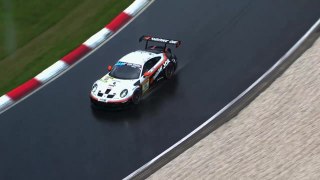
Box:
[1, 0, 319, 179]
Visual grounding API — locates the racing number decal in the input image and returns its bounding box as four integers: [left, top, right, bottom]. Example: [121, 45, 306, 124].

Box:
[141, 78, 149, 93]
[153, 59, 171, 80]
[163, 59, 170, 68]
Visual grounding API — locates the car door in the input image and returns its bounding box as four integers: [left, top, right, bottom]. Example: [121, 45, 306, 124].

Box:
[140, 57, 161, 93]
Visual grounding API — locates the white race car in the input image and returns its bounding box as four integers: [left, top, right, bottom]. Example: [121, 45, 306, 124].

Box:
[90, 35, 181, 108]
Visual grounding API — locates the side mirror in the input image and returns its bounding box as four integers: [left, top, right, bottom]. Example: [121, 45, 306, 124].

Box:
[143, 71, 152, 77]
[107, 65, 112, 71]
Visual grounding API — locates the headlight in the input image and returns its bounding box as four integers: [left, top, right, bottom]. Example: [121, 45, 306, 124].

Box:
[92, 83, 97, 92]
[120, 89, 128, 98]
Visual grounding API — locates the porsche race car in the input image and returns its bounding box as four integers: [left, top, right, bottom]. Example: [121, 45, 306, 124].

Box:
[90, 35, 181, 108]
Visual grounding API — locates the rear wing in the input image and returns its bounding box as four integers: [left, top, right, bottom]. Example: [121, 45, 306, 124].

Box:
[139, 35, 181, 50]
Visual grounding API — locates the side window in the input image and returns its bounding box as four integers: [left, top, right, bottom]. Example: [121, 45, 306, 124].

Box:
[150, 57, 161, 65]
[142, 57, 161, 75]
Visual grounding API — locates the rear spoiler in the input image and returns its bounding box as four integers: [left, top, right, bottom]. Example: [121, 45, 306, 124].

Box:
[139, 35, 181, 50]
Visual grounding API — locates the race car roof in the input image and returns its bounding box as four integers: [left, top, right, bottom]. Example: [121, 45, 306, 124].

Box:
[118, 50, 161, 66]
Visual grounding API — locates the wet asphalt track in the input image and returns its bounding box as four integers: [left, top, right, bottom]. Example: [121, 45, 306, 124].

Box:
[1, 0, 320, 179]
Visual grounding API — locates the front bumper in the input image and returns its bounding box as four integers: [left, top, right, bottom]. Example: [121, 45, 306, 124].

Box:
[90, 95, 131, 109]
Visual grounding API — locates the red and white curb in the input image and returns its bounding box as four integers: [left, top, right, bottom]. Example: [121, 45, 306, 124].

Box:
[0, 0, 151, 113]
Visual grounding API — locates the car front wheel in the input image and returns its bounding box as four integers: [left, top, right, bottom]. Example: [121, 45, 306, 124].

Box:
[132, 89, 142, 105]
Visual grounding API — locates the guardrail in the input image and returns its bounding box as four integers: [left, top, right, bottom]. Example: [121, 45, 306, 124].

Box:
[125, 18, 320, 180]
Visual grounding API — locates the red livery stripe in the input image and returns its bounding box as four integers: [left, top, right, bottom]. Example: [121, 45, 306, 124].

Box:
[61, 44, 91, 65]
[7, 78, 41, 100]
[105, 12, 132, 32]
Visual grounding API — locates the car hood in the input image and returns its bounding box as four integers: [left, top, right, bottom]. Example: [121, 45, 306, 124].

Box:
[91, 74, 138, 102]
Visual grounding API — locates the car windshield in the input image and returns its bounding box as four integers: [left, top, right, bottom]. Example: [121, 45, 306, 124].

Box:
[109, 62, 141, 79]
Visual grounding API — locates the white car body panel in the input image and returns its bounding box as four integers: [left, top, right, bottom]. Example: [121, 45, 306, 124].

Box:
[90, 50, 164, 104]
[120, 50, 159, 66]
[91, 75, 137, 103]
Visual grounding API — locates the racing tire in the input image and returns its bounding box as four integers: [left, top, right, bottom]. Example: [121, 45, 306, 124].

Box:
[172, 55, 178, 69]
[164, 62, 175, 79]
[132, 89, 142, 105]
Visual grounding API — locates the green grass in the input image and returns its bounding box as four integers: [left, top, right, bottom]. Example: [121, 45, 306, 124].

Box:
[0, 0, 133, 95]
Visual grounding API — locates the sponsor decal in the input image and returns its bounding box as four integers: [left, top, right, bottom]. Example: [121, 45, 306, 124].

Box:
[115, 61, 126, 66]
[153, 59, 170, 80]
[157, 77, 164, 81]
[101, 75, 110, 82]
[127, 63, 142, 68]
[115, 61, 142, 68]
[150, 37, 179, 45]
[163, 59, 170, 68]
[99, 98, 107, 102]
[142, 78, 149, 92]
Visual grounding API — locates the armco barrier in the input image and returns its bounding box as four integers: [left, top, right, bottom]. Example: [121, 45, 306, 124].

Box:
[0, 0, 152, 113]
[124, 18, 320, 180]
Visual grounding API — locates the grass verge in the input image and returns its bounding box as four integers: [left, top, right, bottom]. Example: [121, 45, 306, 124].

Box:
[0, 0, 133, 95]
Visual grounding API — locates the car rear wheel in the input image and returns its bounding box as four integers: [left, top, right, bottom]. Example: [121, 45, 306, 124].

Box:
[165, 62, 175, 79]
[132, 89, 142, 105]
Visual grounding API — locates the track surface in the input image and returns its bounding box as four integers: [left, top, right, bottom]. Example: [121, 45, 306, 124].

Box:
[0, 0, 319, 179]
[148, 37, 320, 180]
